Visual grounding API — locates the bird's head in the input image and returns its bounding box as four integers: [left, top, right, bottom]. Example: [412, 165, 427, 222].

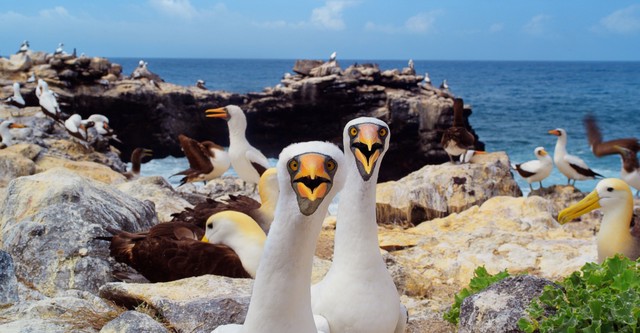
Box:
[558, 178, 632, 224]
[344, 117, 390, 181]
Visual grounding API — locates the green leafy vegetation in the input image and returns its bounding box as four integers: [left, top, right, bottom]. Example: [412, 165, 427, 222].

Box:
[519, 254, 640, 333]
[443, 266, 510, 325]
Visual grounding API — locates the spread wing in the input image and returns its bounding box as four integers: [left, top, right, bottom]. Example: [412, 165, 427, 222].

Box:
[178, 134, 213, 174]
[584, 114, 640, 156]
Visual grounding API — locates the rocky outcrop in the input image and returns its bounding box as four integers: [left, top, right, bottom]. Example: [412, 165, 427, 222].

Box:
[0, 168, 157, 296]
[116, 176, 193, 222]
[376, 152, 522, 225]
[2, 52, 483, 181]
[100, 311, 169, 333]
[459, 275, 558, 333]
[0, 251, 18, 307]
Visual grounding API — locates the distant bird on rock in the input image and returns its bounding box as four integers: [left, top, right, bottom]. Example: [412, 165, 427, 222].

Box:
[17, 40, 29, 54]
[329, 51, 337, 62]
[0, 120, 27, 148]
[512, 147, 554, 191]
[37, 79, 64, 124]
[423, 72, 431, 85]
[549, 128, 602, 185]
[4, 82, 26, 112]
[196, 79, 207, 90]
[122, 148, 153, 180]
[441, 98, 475, 163]
[54, 43, 64, 56]
[408, 59, 414, 70]
[440, 79, 449, 90]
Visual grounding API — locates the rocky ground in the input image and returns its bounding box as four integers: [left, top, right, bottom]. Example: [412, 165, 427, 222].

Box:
[0, 51, 627, 333]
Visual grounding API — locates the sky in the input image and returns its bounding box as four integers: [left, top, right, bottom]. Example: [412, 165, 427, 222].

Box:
[0, 1, 639, 61]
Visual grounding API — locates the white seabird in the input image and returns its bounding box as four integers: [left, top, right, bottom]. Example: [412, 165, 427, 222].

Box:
[459, 149, 486, 163]
[37, 79, 63, 123]
[512, 146, 554, 191]
[205, 105, 270, 186]
[212, 141, 346, 333]
[64, 114, 93, 142]
[0, 120, 27, 147]
[440, 79, 449, 90]
[17, 40, 29, 54]
[329, 51, 337, 62]
[408, 59, 414, 70]
[4, 82, 26, 109]
[54, 43, 64, 55]
[311, 117, 407, 333]
[549, 128, 602, 185]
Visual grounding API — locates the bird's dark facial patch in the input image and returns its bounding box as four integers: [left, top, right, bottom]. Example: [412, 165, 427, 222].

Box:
[288, 153, 337, 216]
[349, 122, 388, 181]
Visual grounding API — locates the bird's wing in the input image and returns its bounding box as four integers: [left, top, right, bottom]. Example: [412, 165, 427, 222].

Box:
[246, 148, 270, 177]
[515, 160, 540, 178]
[565, 154, 603, 178]
[170, 196, 260, 229]
[178, 134, 213, 173]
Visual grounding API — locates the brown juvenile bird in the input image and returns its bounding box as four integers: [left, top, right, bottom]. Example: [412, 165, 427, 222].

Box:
[584, 114, 640, 157]
[172, 134, 230, 186]
[441, 98, 475, 163]
[122, 148, 153, 180]
[98, 210, 266, 282]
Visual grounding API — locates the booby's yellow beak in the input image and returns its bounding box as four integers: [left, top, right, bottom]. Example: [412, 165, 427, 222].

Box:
[539, 149, 548, 156]
[9, 123, 27, 129]
[558, 190, 601, 224]
[205, 107, 229, 120]
[201, 235, 209, 242]
[349, 123, 388, 181]
[288, 152, 337, 216]
[548, 129, 561, 136]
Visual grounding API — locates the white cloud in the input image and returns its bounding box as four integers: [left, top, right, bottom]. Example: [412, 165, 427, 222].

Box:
[38, 6, 71, 19]
[149, 0, 197, 19]
[523, 14, 551, 36]
[365, 10, 441, 34]
[489, 23, 504, 33]
[596, 5, 640, 34]
[310, 0, 355, 30]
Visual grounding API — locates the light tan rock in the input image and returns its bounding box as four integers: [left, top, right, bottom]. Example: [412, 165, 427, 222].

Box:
[376, 152, 522, 225]
[117, 176, 193, 222]
[0, 144, 41, 186]
[35, 155, 126, 184]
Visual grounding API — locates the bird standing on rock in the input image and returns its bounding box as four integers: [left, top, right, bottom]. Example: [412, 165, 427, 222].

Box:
[549, 128, 602, 185]
[512, 147, 554, 191]
[441, 98, 475, 163]
[205, 105, 270, 186]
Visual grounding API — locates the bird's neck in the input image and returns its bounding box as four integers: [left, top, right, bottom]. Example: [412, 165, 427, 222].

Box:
[597, 199, 634, 262]
[242, 195, 323, 332]
[332, 167, 384, 269]
[227, 120, 247, 145]
[227, 235, 264, 278]
[130, 155, 142, 174]
[256, 188, 278, 230]
[0, 126, 13, 144]
[554, 136, 567, 156]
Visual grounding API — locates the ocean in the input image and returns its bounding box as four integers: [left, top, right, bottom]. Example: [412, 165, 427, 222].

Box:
[112, 58, 640, 195]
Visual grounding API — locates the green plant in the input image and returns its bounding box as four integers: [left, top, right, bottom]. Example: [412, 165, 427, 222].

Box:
[443, 266, 511, 325]
[519, 254, 640, 333]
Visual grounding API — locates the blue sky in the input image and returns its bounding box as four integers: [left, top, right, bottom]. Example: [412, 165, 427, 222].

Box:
[0, 1, 639, 60]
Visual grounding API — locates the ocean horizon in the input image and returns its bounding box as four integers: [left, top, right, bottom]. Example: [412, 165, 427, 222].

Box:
[112, 58, 640, 195]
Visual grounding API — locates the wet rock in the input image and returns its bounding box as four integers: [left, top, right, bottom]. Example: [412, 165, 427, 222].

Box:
[100, 310, 169, 333]
[376, 152, 522, 225]
[0, 168, 157, 296]
[459, 275, 558, 333]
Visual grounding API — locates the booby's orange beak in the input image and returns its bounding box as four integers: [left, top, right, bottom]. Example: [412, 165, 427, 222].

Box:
[205, 107, 229, 120]
[557, 190, 600, 224]
[9, 123, 27, 129]
[349, 123, 388, 181]
[288, 152, 338, 216]
[548, 129, 561, 136]
[539, 149, 548, 156]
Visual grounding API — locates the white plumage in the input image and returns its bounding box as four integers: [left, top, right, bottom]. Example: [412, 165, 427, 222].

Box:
[512, 147, 554, 191]
[549, 128, 601, 185]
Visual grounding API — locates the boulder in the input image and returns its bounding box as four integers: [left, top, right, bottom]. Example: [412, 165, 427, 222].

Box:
[376, 152, 522, 225]
[0, 168, 157, 296]
[459, 275, 558, 333]
[100, 311, 169, 333]
[0, 144, 40, 187]
[293, 59, 324, 76]
[116, 176, 193, 222]
[379, 195, 596, 299]
[0, 251, 18, 307]
[35, 155, 126, 184]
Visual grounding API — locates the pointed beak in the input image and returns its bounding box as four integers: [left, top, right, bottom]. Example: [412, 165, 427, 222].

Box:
[290, 153, 336, 216]
[558, 190, 601, 224]
[548, 129, 561, 136]
[9, 123, 27, 129]
[539, 149, 548, 156]
[205, 107, 229, 119]
[201, 235, 209, 243]
[351, 123, 386, 180]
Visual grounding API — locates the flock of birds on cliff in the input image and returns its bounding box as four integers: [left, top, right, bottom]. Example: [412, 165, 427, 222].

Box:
[3, 45, 640, 332]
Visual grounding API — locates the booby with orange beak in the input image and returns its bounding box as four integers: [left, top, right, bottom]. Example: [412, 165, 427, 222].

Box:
[213, 141, 346, 333]
[311, 118, 407, 333]
[512, 147, 554, 191]
[172, 134, 230, 186]
[558, 178, 640, 263]
[549, 128, 602, 185]
[0, 120, 27, 148]
[64, 114, 93, 142]
[205, 105, 270, 186]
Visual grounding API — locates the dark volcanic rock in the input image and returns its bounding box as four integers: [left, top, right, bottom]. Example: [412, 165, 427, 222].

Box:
[0, 251, 19, 307]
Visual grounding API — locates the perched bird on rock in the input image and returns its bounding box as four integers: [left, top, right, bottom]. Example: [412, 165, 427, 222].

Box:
[4, 82, 25, 109]
[441, 98, 475, 163]
[36, 79, 63, 124]
[512, 147, 554, 191]
[122, 148, 153, 180]
[549, 128, 602, 185]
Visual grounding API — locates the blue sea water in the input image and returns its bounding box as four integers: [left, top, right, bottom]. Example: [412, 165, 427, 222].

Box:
[113, 58, 640, 194]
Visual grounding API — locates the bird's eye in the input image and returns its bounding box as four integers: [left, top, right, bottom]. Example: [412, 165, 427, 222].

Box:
[288, 159, 299, 171]
[349, 126, 358, 137]
[379, 127, 388, 137]
[326, 159, 336, 171]
[207, 223, 213, 229]
[607, 187, 614, 192]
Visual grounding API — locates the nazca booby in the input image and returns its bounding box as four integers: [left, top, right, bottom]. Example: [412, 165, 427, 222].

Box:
[512, 147, 554, 191]
[558, 178, 640, 263]
[0, 120, 27, 148]
[441, 98, 475, 163]
[64, 114, 93, 142]
[100, 210, 266, 282]
[4, 82, 25, 109]
[173, 134, 230, 185]
[213, 141, 346, 333]
[311, 118, 407, 333]
[205, 105, 270, 185]
[122, 148, 153, 180]
[584, 114, 640, 157]
[37, 79, 63, 124]
[171, 168, 279, 233]
[17, 40, 29, 54]
[549, 128, 602, 185]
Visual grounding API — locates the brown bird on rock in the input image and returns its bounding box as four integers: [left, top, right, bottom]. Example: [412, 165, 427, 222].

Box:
[441, 98, 475, 163]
